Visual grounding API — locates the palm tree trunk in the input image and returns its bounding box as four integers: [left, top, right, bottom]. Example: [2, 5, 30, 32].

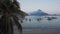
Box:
[7, 17, 13, 34]
[2, 11, 13, 34]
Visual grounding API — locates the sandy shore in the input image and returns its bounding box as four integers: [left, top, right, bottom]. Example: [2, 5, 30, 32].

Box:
[13, 25, 60, 34]
[22, 28, 60, 34]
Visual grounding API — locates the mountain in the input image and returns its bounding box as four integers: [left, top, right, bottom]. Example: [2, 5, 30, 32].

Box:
[28, 9, 48, 16]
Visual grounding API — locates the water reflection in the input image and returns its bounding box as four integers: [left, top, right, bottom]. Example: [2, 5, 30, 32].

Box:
[21, 16, 60, 28]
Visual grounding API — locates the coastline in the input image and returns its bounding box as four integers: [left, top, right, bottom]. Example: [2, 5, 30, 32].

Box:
[22, 28, 60, 34]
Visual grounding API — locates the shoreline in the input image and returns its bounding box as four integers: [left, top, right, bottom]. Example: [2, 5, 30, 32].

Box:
[22, 28, 60, 34]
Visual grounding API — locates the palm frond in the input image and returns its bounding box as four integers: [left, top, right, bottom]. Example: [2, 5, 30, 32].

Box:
[13, 0, 20, 8]
[16, 10, 26, 18]
[12, 15, 22, 34]
[10, 5, 26, 18]
[3, 0, 11, 6]
[0, 0, 26, 18]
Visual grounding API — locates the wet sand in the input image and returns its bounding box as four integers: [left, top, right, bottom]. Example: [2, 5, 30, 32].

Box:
[13, 25, 60, 34]
[22, 28, 60, 34]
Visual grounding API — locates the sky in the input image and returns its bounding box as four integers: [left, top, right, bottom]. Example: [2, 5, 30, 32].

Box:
[17, 0, 60, 14]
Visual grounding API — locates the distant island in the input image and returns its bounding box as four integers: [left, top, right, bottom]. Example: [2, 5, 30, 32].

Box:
[26, 9, 60, 16]
[27, 9, 48, 16]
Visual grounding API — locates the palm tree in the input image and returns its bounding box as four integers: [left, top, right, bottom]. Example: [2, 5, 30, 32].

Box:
[0, 0, 25, 34]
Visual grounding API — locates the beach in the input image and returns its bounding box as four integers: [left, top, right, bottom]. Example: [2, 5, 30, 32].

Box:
[22, 28, 60, 34]
[13, 25, 60, 34]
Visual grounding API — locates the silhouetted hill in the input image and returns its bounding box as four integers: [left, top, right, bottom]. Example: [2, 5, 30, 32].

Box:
[28, 9, 48, 16]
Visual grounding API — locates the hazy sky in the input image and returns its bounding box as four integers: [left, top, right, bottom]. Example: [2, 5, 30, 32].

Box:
[17, 0, 60, 14]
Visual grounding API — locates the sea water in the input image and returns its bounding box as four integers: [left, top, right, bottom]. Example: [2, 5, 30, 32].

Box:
[19, 16, 60, 29]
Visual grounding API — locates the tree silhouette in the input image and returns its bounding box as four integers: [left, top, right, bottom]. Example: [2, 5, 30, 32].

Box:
[0, 0, 25, 34]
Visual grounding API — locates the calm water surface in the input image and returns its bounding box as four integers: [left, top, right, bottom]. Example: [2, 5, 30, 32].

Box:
[20, 16, 60, 29]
